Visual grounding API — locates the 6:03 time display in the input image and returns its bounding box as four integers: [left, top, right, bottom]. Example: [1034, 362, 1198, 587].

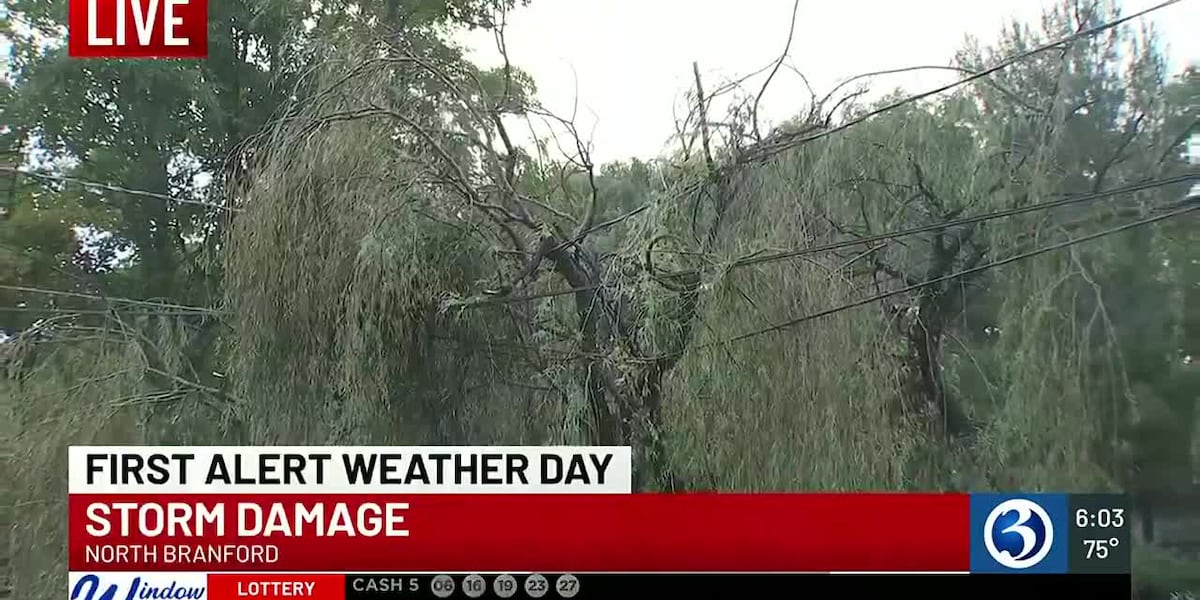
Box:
[1075, 507, 1125, 528]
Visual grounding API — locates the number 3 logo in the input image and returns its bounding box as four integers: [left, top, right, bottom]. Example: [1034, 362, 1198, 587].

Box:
[983, 498, 1055, 569]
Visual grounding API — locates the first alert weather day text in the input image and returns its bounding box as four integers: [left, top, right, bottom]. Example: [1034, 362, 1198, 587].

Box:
[70, 446, 631, 568]
[71, 446, 630, 493]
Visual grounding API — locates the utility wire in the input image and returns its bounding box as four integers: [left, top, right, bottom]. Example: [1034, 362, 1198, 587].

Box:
[0, 1, 1180, 241]
[16, 173, 1173, 315]
[1, 167, 238, 212]
[0, 284, 219, 314]
[0, 306, 209, 318]
[735, 0, 1187, 164]
[667, 203, 1197, 358]
[437, 203, 1197, 364]
[467, 174, 1194, 307]
[3, 1, 1187, 322]
[5, 1, 1180, 300]
[11, 204, 1190, 359]
[6, 2, 1176, 229]
[553, 0, 1183, 269]
[731, 173, 1196, 269]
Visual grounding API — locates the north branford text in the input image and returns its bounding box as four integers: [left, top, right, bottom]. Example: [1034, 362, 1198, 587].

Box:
[84, 543, 279, 565]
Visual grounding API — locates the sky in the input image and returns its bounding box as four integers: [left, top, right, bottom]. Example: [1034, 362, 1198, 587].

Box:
[3, 1, 1194, 164]
[457, 0, 1200, 164]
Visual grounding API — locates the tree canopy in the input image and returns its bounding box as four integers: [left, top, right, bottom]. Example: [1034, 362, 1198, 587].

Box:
[2, 0, 1197, 596]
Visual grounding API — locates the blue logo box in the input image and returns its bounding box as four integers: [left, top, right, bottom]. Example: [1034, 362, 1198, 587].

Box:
[969, 493, 1068, 574]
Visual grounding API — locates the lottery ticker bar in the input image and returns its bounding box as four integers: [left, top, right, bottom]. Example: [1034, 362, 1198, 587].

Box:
[69, 572, 1133, 600]
[341, 572, 1131, 599]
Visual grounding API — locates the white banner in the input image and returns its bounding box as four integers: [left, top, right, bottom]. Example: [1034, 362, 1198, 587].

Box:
[68, 446, 632, 494]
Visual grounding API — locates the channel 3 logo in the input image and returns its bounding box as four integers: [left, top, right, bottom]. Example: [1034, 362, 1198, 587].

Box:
[984, 498, 1053, 568]
[970, 493, 1067, 573]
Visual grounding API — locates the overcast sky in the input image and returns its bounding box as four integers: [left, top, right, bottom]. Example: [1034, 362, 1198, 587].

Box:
[458, 0, 1199, 164]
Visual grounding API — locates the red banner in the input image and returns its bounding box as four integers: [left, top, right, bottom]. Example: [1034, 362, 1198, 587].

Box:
[69, 493, 969, 572]
[208, 574, 345, 600]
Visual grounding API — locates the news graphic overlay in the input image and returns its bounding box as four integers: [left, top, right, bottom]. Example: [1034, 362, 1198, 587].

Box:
[68, 446, 632, 573]
[207, 573, 344, 599]
[69, 448, 973, 573]
[68, 0, 209, 58]
[970, 493, 1068, 573]
[1067, 493, 1131, 574]
[66, 572, 1133, 600]
[341, 573, 1133, 599]
[67, 458, 1133, 600]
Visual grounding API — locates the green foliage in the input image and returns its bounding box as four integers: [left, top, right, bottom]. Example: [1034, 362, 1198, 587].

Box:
[659, 154, 919, 490]
[3, 330, 225, 599]
[219, 26, 563, 447]
[3, 0, 1197, 597]
[3, 1, 539, 596]
[1133, 545, 1200, 597]
[227, 100, 504, 443]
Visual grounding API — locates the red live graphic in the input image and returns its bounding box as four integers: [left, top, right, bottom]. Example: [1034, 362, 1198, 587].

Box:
[68, 0, 208, 59]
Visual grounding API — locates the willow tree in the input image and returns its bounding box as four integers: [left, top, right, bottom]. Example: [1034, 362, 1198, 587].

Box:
[222, 3, 709, 489]
[3, 2, 534, 597]
[653, 0, 1196, 494]
[950, 0, 1196, 492]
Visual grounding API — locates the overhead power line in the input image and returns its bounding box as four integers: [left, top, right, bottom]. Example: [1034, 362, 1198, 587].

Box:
[531, 3, 1187, 266]
[1, 167, 238, 212]
[671, 203, 1197, 357]
[469, 174, 1194, 307]
[736, 0, 1187, 164]
[438, 203, 1196, 364]
[3, 2, 1180, 223]
[14, 173, 1167, 315]
[731, 174, 1197, 270]
[0, 284, 218, 314]
[0, 306, 208, 318]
